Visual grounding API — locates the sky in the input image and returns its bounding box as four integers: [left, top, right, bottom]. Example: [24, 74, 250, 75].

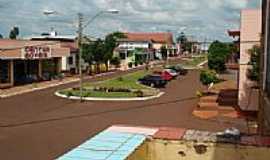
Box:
[0, 0, 261, 41]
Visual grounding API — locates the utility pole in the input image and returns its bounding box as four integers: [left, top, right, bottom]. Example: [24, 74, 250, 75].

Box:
[77, 13, 83, 102]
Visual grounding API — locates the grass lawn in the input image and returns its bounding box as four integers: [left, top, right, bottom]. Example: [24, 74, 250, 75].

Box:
[84, 70, 151, 90]
[58, 70, 157, 98]
[182, 55, 207, 68]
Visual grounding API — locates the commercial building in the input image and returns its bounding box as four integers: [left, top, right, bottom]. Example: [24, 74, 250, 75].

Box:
[238, 9, 262, 112]
[30, 34, 80, 74]
[0, 39, 70, 88]
[259, 0, 270, 135]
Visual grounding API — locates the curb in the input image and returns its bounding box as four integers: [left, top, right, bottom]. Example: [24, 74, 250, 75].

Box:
[0, 71, 118, 99]
[54, 91, 165, 101]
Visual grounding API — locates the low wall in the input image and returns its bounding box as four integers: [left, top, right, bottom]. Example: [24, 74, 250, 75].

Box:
[129, 139, 270, 160]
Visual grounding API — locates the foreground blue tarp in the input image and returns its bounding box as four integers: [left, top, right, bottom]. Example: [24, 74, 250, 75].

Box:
[57, 130, 146, 160]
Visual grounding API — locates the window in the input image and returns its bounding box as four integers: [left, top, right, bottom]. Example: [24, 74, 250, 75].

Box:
[0, 60, 10, 83]
[68, 56, 73, 65]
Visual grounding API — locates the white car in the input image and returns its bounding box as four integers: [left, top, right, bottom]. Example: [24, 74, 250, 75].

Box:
[164, 69, 179, 77]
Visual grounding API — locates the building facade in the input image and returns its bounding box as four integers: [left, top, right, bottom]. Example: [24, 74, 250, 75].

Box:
[259, 0, 270, 135]
[238, 9, 262, 111]
[0, 40, 70, 88]
[30, 35, 80, 73]
[114, 32, 176, 70]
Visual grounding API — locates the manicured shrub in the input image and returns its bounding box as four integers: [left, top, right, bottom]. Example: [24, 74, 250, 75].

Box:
[134, 90, 144, 97]
[66, 91, 74, 97]
[200, 69, 219, 86]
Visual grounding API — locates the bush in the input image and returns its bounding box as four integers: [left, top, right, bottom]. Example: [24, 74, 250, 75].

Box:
[208, 41, 230, 73]
[134, 90, 144, 97]
[200, 69, 219, 86]
[66, 91, 74, 97]
[93, 87, 131, 93]
[117, 76, 124, 81]
[110, 57, 121, 67]
[247, 45, 260, 82]
[128, 62, 133, 68]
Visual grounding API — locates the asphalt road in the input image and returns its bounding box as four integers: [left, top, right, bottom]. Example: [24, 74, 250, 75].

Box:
[0, 69, 247, 160]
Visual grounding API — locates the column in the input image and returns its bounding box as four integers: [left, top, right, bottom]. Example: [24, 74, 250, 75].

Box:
[38, 60, 42, 78]
[10, 60, 14, 86]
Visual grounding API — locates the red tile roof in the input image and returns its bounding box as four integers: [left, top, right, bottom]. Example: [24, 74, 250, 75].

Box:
[124, 32, 174, 44]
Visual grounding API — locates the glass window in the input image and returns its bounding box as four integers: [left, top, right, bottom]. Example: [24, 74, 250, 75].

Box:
[68, 56, 73, 65]
[0, 60, 10, 83]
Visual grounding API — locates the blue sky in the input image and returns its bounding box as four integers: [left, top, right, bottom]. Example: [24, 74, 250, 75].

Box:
[0, 0, 261, 41]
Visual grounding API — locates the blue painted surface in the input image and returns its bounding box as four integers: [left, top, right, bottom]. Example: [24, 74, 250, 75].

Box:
[57, 130, 146, 160]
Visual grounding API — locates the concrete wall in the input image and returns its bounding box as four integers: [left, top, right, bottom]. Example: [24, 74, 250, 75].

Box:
[238, 9, 262, 111]
[129, 139, 270, 160]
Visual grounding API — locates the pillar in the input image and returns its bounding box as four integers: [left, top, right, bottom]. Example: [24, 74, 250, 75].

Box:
[10, 60, 14, 86]
[38, 60, 42, 79]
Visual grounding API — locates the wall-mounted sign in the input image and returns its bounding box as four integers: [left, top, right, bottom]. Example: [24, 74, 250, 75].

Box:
[21, 46, 52, 59]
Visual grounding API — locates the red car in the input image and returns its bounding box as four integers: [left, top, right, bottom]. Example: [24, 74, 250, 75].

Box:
[153, 70, 173, 81]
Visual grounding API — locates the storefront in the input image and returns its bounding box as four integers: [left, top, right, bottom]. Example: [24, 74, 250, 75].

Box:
[0, 40, 70, 88]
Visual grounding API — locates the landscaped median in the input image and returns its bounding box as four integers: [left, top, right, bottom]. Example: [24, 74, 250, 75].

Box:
[55, 70, 164, 101]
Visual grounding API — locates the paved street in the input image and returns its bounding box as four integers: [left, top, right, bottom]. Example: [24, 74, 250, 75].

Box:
[0, 69, 247, 160]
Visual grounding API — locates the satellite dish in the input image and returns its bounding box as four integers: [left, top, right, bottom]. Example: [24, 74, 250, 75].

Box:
[43, 10, 56, 15]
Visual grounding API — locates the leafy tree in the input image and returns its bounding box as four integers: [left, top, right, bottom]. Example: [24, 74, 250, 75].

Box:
[247, 45, 261, 82]
[208, 41, 230, 73]
[0, 34, 3, 39]
[110, 57, 121, 67]
[9, 26, 19, 39]
[82, 39, 105, 73]
[103, 32, 126, 71]
[82, 32, 126, 73]
[160, 45, 168, 60]
[176, 32, 192, 53]
[177, 32, 187, 44]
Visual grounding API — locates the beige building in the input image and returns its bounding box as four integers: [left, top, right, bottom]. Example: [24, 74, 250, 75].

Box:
[238, 9, 262, 111]
[0, 39, 70, 88]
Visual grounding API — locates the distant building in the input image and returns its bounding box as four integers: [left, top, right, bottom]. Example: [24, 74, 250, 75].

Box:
[114, 32, 176, 70]
[29, 32, 91, 74]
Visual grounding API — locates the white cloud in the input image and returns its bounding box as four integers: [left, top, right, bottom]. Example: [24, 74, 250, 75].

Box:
[0, 0, 260, 41]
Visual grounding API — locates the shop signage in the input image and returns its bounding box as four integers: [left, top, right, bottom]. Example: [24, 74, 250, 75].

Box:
[21, 46, 52, 59]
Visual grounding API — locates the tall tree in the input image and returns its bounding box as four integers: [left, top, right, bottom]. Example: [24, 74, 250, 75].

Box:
[160, 45, 168, 60]
[176, 32, 192, 53]
[0, 34, 3, 39]
[103, 32, 126, 71]
[208, 41, 230, 72]
[9, 26, 19, 39]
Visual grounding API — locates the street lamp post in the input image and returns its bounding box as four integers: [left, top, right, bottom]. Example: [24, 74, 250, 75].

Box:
[76, 10, 119, 102]
[44, 9, 119, 102]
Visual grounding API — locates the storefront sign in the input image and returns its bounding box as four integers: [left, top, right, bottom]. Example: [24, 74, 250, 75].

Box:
[21, 46, 52, 59]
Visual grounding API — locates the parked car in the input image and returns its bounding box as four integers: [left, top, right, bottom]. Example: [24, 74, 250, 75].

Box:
[153, 70, 173, 81]
[164, 69, 179, 78]
[165, 65, 188, 75]
[138, 75, 167, 88]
